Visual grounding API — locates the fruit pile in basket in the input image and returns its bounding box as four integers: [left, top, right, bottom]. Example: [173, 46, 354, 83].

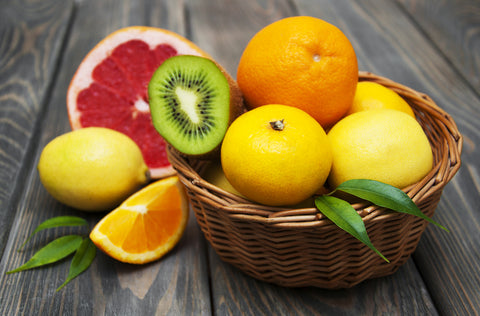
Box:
[25, 16, 449, 280]
[150, 16, 433, 203]
[145, 16, 445, 262]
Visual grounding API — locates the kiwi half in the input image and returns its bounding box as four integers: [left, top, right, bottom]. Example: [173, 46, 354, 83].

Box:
[148, 55, 244, 157]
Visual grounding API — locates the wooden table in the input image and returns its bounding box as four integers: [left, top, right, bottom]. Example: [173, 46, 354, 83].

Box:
[1, 0, 479, 315]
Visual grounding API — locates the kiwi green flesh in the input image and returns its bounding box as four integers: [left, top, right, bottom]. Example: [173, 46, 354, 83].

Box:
[148, 55, 230, 156]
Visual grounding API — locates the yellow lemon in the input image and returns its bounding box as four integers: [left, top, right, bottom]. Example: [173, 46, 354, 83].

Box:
[221, 104, 332, 206]
[346, 81, 415, 117]
[38, 127, 149, 211]
[202, 161, 246, 197]
[327, 109, 433, 189]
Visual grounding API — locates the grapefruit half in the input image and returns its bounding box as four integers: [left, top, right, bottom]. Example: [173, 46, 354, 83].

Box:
[67, 26, 209, 178]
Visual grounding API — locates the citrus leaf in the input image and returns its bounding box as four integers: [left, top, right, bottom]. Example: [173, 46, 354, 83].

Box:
[7, 235, 83, 274]
[335, 179, 448, 232]
[56, 237, 96, 291]
[315, 195, 389, 262]
[18, 216, 88, 251]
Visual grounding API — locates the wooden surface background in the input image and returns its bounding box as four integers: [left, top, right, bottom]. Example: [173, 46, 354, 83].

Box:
[0, 0, 479, 315]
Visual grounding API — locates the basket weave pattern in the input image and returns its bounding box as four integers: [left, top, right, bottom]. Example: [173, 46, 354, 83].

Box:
[167, 72, 463, 289]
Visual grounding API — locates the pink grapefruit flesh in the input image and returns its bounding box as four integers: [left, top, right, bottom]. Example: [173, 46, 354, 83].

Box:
[67, 27, 209, 178]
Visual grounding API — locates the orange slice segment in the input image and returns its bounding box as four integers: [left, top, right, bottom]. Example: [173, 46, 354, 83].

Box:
[90, 176, 189, 264]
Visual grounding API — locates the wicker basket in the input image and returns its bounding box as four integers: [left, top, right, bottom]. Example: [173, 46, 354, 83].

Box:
[167, 71, 463, 289]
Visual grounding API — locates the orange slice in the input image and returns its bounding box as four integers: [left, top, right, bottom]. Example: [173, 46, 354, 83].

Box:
[90, 176, 189, 264]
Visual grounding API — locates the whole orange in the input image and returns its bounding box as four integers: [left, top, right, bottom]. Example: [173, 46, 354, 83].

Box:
[221, 104, 332, 206]
[237, 16, 358, 128]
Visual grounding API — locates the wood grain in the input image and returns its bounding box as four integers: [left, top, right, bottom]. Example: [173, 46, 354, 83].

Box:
[0, 0, 478, 314]
[0, 0, 73, 257]
[397, 0, 480, 94]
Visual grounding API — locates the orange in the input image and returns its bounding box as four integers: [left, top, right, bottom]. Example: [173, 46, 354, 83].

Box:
[221, 104, 332, 206]
[237, 16, 358, 128]
[347, 81, 415, 117]
[90, 176, 189, 264]
[67, 26, 210, 179]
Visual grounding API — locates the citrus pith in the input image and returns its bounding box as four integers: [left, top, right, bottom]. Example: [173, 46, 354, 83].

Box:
[90, 176, 189, 264]
[221, 104, 332, 206]
[67, 26, 210, 178]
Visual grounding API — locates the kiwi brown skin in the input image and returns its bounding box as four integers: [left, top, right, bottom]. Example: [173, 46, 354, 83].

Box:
[149, 55, 246, 160]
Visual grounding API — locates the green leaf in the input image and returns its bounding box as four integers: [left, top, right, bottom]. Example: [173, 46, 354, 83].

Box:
[18, 216, 88, 250]
[315, 195, 389, 262]
[56, 237, 96, 291]
[7, 235, 83, 274]
[335, 179, 448, 232]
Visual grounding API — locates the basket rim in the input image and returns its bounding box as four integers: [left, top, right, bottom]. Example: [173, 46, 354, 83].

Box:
[168, 71, 463, 228]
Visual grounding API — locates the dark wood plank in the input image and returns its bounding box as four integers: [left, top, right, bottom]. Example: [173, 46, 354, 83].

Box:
[414, 181, 480, 316]
[1, 0, 478, 314]
[380, 8, 480, 310]
[187, 0, 439, 314]
[293, 0, 480, 314]
[0, 0, 74, 257]
[0, 0, 212, 314]
[396, 0, 480, 94]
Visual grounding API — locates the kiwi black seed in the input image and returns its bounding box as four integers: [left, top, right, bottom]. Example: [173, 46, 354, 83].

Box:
[148, 55, 244, 157]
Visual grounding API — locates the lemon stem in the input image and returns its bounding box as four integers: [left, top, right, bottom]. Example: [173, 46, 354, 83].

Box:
[270, 119, 285, 131]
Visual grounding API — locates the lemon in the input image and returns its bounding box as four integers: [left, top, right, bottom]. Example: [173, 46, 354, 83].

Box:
[202, 161, 245, 197]
[327, 109, 433, 189]
[221, 104, 332, 206]
[346, 81, 415, 117]
[38, 127, 149, 211]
